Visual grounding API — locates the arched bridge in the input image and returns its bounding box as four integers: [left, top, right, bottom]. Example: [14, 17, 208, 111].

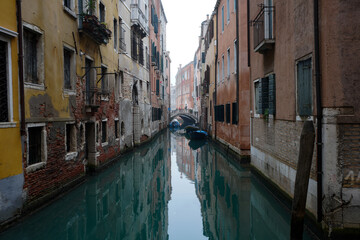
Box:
[170, 109, 198, 126]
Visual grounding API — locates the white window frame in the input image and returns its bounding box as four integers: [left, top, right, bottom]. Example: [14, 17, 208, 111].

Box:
[253, 79, 260, 118]
[221, 55, 225, 82]
[63, 0, 77, 19]
[115, 118, 120, 141]
[0, 33, 15, 128]
[23, 22, 45, 90]
[26, 123, 47, 173]
[63, 44, 76, 95]
[65, 122, 78, 161]
[234, 40, 237, 74]
[101, 119, 108, 147]
[221, 6, 224, 33]
[227, 48, 230, 78]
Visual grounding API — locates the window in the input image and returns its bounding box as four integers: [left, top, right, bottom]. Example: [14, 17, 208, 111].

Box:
[66, 123, 76, 153]
[63, 48, 73, 90]
[227, 48, 230, 77]
[101, 66, 109, 94]
[234, 0, 236, 11]
[226, 103, 231, 123]
[254, 74, 276, 115]
[221, 6, 224, 32]
[115, 119, 119, 139]
[222, 55, 224, 81]
[232, 102, 238, 124]
[234, 40, 237, 73]
[0, 39, 9, 122]
[121, 121, 125, 137]
[297, 58, 312, 116]
[27, 124, 47, 169]
[227, 0, 230, 23]
[24, 28, 40, 84]
[119, 19, 126, 52]
[114, 19, 118, 50]
[102, 120, 107, 143]
[156, 79, 160, 96]
[99, 2, 105, 23]
[215, 105, 225, 122]
[64, 0, 71, 9]
[217, 61, 220, 84]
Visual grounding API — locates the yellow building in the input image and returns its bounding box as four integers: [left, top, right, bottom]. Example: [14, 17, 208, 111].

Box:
[0, 0, 24, 223]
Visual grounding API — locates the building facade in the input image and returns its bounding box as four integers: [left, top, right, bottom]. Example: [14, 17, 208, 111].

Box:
[0, 0, 170, 225]
[0, 0, 24, 224]
[249, 0, 360, 231]
[175, 62, 194, 111]
[213, 0, 250, 156]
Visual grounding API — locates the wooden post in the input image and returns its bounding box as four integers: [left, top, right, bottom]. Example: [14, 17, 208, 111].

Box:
[290, 120, 315, 240]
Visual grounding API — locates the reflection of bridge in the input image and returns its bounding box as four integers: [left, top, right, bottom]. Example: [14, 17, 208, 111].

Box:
[170, 109, 198, 125]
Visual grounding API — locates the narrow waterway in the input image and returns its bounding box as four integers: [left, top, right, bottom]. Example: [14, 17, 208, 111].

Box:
[0, 130, 316, 239]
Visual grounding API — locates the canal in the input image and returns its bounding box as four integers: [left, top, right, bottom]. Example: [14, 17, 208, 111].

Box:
[0, 130, 317, 239]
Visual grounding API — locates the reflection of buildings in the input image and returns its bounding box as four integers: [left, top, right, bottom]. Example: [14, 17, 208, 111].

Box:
[175, 136, 196, 181]
[195, 143, 312, 240]
[0, 132, 171, 240]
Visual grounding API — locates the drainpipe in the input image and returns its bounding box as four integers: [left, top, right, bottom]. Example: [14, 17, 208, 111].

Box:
[16, 0, 25, 137]
[314, 0, 323, 223]
[247, 0, 250, 67]
[214, 6, 219, 139]
[235, 0, 239, 123]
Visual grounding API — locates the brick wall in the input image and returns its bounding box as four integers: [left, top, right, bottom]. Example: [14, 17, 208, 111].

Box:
[252, 118, 317, 179]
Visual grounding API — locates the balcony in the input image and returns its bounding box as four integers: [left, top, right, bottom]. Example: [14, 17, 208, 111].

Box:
[80, 14, 112, 45]
[85, 88, 100, 113]
[253, 5, 275, 54]
[131, 4, 148, 38]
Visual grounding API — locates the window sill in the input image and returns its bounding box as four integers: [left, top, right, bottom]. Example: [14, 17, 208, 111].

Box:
[101, 95, 109, 101]
[296, 115, 313, 122]
[0, 122, 17, 128]
[65, 152, 78, 161]
[64, 89, 76, 96]
[63, 6, 77, 19]
[25, 82, 45, 91]
[101, 142, 109, 147]
[26, 162, 46, 173]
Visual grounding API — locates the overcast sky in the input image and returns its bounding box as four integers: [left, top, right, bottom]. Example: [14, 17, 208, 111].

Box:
[162, 0, 217, 85]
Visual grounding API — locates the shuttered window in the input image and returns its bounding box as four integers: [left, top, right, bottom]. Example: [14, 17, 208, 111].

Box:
[297, 58, 312, 116]
[28, 127, 42, 165]
[258, 77, 269, 114]
[255, 74, 276, 115]
[0, 40, 8, 122]
[268, 74, 276, 115]
[232, 102, 238, 124]
[215, 105, 225, 122]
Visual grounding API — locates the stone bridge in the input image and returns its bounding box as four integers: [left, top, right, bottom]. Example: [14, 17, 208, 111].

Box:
[170, 109, 198, 126]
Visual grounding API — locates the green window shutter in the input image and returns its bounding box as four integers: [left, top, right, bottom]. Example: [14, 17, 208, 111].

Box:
[156, 79, 159, 95]
[259, 77, 269, 114]
[232, 102, 238, 124]
[297, 59, 312, 116]
[268, 74, 276, 115]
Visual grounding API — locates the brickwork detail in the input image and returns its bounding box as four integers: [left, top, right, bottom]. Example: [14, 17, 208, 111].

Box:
[339, 124, 360, 188]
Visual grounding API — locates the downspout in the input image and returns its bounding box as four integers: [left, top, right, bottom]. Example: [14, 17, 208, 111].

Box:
[247, 0, 250, 67]
[214, 7, 219, 139]
[16, 0, 25, 137]
[314, 0, 323, 223]
[235, 0, 239, 123]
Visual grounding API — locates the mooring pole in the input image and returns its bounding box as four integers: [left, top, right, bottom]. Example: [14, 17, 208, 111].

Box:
[290, 120, 315, 240]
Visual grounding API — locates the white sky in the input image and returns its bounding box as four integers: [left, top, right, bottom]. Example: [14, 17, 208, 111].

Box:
[162, 0, 217, 85]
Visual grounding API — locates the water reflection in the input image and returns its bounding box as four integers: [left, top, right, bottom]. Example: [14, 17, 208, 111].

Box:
[0, 132, 172, 240]
[0, 131, 314, 240]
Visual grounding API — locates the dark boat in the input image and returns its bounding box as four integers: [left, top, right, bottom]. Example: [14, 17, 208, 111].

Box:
[169, 119, 180, 129]
[184, 125, 200, 134]
[188, 140, 207, 150]
[188, 130, 208, 140]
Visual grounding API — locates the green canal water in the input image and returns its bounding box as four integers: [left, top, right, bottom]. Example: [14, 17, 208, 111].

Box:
[0, 130, 317, 239]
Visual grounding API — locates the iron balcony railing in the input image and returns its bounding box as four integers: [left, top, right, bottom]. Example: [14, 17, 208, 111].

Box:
[130, 4, 148, 36]
[253, 5, 275, 53]
[84, 88, 100, 108]
[80, 14, 112, 45]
